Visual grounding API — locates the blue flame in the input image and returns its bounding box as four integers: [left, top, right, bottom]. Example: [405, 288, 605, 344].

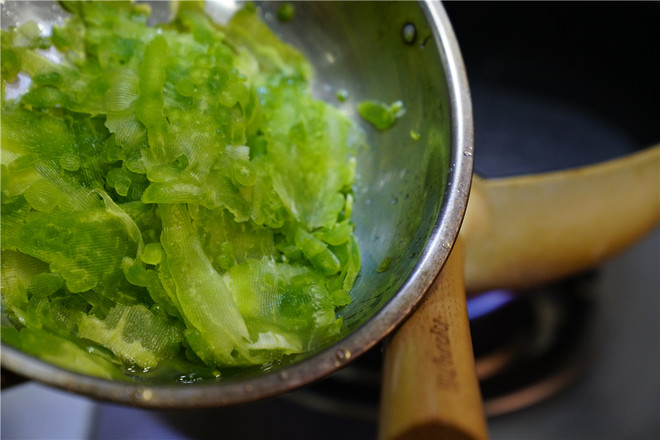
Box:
[466, 289, 516, 320]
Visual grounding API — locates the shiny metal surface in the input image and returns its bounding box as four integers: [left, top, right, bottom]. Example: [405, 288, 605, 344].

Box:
[0, 1, 473, 406]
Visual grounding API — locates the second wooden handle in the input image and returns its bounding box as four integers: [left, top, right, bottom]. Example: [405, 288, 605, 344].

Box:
[462, 145, 660, 293]
[378, 240, 488, 440]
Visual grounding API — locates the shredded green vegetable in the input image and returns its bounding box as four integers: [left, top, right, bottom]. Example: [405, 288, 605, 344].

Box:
[358, 99, 405, 130]
[1, 1, 362, 382]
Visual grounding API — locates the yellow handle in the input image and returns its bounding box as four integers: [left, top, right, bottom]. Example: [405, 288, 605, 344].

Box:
[461, 145, 660, 293]
[379, 240, 488, 440]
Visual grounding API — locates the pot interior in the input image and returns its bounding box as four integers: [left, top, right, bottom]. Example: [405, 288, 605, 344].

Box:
[260, 1, 454, 335]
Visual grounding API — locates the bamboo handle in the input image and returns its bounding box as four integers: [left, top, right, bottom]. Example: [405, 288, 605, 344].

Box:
[461, 144, 660, 293]
[379, 240, 488, 440]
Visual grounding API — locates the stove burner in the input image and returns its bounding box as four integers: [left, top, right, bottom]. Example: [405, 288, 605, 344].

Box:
[473, 275, 598, 416]
[286, 273, 599, 419]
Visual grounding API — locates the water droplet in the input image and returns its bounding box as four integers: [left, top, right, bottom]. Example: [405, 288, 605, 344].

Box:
[442, 241, 451, 249]
[335, 348, 351, 363]
[464, 150, 473, 157]
[278, 370, 289, 381]
[132, 388, 153, 402]
[401, 23, 417, 45]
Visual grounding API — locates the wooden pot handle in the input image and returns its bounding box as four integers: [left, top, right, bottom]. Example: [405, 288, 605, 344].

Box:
[379, 240, 488, 440]
[462, 144, 660, 293]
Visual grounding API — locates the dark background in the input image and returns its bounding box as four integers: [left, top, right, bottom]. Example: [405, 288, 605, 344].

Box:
[444, 1, 660, 177]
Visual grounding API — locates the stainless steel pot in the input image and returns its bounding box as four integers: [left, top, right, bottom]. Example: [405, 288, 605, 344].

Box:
[1, 0, 473, 411]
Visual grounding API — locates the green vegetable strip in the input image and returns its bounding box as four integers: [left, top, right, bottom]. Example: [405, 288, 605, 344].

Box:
[135, 35, 169, 164]
[1, 1, 362, 381]
[78, 303, 183, 369]
[17, 327, 125, 380]
[159, 204, 254, 367]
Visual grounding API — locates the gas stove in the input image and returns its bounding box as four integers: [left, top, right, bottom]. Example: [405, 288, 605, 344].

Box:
[2, 2, 659, 439]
